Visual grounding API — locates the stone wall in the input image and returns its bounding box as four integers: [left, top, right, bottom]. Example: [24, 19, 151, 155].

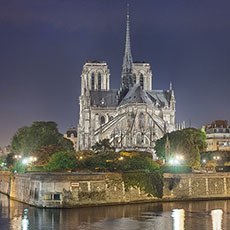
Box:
[1, 172, 230, 208]
[164, 173, 230, 200]
[0, 171, 11, 195]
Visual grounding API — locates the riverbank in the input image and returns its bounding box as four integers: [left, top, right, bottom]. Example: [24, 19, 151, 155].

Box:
[1, 172, 230, 208]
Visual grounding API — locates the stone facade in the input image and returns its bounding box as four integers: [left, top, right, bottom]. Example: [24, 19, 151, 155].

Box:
[1, 172, 230, 208]
[77, 12, 176, 155]
[64, 127, 78, 150]
[203, 120, 230, 151]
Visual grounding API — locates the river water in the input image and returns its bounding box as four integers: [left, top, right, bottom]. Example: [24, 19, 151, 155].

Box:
[0, 193, 229, 230]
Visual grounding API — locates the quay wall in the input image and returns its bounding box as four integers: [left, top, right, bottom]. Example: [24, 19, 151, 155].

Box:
[0, 171, 11, 195]
[1, 172, 230, 207]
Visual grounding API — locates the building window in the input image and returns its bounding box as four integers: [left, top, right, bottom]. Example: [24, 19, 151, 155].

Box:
[91, 73, 95, 90]
[139, 113, 145, 129]
[140, 74, 144, 88]
[54, 194, 61, 200]
[133, 74, 136, 84]
[100, 115, 105, 125]
[136, 134, 142, 145]
[98, 73, 102, 90]
[34, 188, 39, 200]
[44, 194, 52, 200]
[145, 137, 150, 145]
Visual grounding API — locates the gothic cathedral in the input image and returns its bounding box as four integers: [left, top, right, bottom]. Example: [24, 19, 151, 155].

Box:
[77, 10, 176, 156]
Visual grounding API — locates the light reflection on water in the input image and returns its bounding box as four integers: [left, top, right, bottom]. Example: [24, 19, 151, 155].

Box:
[0, 193, 228, 230]
[171, 209, 185, 230]
[211, 209, 223, 230]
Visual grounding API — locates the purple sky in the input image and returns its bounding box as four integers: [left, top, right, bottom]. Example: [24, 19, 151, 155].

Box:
[1, 0, 230, 146]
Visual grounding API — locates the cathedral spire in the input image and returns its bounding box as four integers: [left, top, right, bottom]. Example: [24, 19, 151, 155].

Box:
[121, 4, 134, 89]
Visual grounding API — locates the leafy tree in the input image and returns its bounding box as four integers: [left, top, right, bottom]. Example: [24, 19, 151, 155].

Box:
[10, 122, 74, 158]
[0, 155, 7, 170]
[155, 128, 207, 168]
[6, 152, 15, 168]
[92, 139, 115, 153]
[45, 151, 78, 171]
[33, 145, 65, 165]
[82, 151, 119, 171]
[10, 160, 26, 174]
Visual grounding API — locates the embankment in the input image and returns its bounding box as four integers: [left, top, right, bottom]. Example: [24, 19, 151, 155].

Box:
[1, 172, 230, 208]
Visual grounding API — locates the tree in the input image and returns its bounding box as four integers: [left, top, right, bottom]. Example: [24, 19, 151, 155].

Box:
[155, 128, 207, 168]
[92, 139, 115, 153]
[33, 145, 65, 165]
[6, 152, 15, 168]
[10, 121, 74, 158]
[45, 151, 78, 171]
[10, 160, 26, 174]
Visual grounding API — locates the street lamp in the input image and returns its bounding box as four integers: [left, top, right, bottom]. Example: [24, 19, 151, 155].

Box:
[14, 155, 22, 160]
[169, 155, 184, 165]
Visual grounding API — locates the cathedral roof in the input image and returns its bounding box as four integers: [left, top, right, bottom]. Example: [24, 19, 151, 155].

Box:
[89, 87, 171, 108]
[119, 85, 152, 105]
[147, 90, 171, 107]
[90, 90, 118, 107]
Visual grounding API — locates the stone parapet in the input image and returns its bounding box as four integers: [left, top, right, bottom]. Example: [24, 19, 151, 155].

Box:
[1, 172, 230, 208]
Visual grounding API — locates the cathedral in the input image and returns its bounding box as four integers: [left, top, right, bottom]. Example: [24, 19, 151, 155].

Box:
[77, 10, 176, 155]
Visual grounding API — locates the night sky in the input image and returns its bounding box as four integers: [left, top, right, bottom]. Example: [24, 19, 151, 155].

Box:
[1, 0, 230, 146]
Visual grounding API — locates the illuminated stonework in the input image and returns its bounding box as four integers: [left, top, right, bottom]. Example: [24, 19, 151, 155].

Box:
[77, 11, 176, 155]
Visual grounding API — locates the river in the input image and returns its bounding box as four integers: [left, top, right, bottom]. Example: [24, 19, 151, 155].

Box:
[0, 193, 229, 229]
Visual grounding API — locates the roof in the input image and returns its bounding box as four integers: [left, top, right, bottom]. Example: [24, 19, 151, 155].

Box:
[119, 85, 152, 105]
[90, 90, 118, 107]
[147, 90, 171, 107]
[90, 87, 171, 108]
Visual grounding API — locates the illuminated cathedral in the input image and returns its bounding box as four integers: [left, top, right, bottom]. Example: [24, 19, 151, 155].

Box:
[77, 10, 176, 155]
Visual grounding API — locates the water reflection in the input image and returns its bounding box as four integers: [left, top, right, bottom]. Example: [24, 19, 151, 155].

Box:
[0, 193, 230, 230]
[171, 209, 185, 230]
[211, 209, 223, 230]
[21, 209, 29, 230]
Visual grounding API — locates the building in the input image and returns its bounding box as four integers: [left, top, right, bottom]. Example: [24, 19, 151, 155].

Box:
[64, 128, 78, 150]
[203, 120, 230, 151]
[0, 145, 10, 157]
[77, 10, 176, 155]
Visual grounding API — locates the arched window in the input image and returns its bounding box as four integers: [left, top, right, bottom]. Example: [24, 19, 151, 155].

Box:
[133, 74, 136, 84]
[145, 137, 150, 145]
[139, 113, 145, 129]
[91, 73, 95, 90]
[98, 73, 102, 90]
[100, 115, 105, 125]
[136, 134, 142, 145]
[140, 74, 144, 88]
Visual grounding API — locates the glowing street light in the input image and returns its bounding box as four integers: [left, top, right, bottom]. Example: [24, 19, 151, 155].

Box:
[22, 157, 37, 165]
[22, 158, 29, 165]
[14, 155, 22, 159]
[168, 155, 184, 165]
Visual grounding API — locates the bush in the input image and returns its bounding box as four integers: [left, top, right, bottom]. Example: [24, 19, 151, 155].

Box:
[45, 152, 78, 171]
[122, 169, 163, 197]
